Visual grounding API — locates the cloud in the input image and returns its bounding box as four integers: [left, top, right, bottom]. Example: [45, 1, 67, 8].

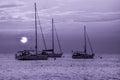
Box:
[0, 0, 120, 23]
[75, 12, 120, 22]
[51, 11, 120, 23]
[0, 4, 23, 8]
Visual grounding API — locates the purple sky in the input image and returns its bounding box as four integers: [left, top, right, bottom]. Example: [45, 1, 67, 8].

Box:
[0, 0, 120, 53]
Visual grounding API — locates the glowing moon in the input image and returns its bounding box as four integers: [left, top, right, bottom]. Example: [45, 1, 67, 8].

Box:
[20, 37, 28, 43]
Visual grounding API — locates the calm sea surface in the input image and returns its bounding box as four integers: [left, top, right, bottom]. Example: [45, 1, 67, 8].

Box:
[0, 53, 120, 80]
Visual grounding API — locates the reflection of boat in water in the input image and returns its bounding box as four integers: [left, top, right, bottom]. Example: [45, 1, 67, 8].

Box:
[72, 26, 95, 59]
[43, 18, 63, 58]
[15, 3, 48, 60]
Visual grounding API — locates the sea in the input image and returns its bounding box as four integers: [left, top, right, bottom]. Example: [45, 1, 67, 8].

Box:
[0, 53, 120, 80]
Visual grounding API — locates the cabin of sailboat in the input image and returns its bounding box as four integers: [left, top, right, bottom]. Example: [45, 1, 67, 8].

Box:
[15, 3, 48, 60]
[72, 26, 95, 59]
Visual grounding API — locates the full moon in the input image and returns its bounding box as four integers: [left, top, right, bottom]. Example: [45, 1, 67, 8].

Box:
[20, 37, 28, 43]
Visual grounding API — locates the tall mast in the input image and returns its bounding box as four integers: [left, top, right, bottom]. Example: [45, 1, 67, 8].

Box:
[52, 18, 54, 54]
[54, 21, 63, 53]
[87, 33, 94, 54]
[84, 26, 87, 54]
[34, 3, 38, 55]
[37, 13, 47, 50]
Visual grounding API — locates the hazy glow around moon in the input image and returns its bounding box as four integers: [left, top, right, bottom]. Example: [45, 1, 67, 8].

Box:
[20, 37, 28, 43]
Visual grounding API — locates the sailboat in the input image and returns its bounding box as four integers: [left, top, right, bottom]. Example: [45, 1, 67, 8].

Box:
[15, 3, 48, 60]
[72, 26, 95, 59]
[42, 18, 63, 58]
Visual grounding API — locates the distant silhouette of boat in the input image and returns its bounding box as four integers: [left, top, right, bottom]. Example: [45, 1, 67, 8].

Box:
[15, 3, 48, 60]
[72, 26, 95, 59]
[16, 50, 48, 60]
[42, 18, 63, 58]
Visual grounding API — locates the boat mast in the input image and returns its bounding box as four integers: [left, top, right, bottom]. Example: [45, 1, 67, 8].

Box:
[54, 21, 63, 53]
[37, 12, 47, 50]
[87, 33, 94, 54]
[34, 3, 38, 55]
[52, 18, 54, 54]
[84, 26, 87, 54]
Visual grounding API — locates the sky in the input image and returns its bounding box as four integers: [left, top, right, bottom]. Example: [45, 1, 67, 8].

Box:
[0, 0, 120, 54]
